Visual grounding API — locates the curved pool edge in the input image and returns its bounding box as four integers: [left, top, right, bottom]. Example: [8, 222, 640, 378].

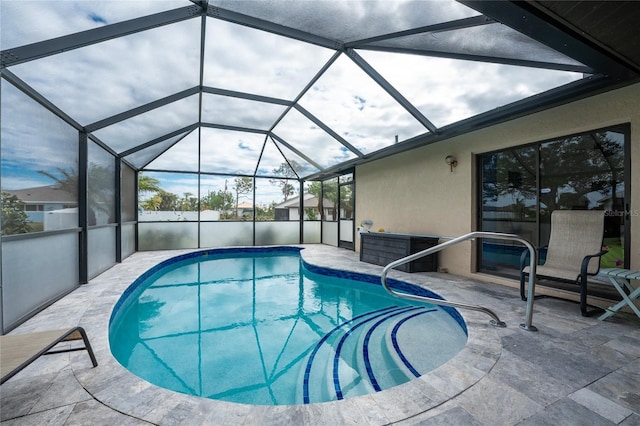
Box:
[74, 245, 502, 425]
[108, 245, 304, 329]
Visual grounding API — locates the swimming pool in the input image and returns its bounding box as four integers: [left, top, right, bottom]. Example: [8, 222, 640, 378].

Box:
[109, 247, 467, 406]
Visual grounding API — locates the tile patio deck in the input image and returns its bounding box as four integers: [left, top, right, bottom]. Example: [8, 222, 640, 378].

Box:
[1, 245, 638, 425]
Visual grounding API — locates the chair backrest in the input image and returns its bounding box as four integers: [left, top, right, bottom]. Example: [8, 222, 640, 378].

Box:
[544, 210, 605, 275]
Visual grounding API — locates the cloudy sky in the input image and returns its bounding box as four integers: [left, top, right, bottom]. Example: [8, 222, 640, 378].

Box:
[1, 0, 584, 203]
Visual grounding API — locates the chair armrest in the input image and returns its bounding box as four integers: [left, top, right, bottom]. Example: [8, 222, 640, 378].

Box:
[580, 249, 608, 277]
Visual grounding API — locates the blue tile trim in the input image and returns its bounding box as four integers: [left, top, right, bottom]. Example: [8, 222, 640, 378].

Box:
[332, 306, 419, 400]
[362, 306, 425, 391]
[301, 259, 467, 335]
[390, 309, 437, 378]
[302, 305, 398, 404]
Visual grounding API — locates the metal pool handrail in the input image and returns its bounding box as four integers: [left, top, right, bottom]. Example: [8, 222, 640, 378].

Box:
[380, 231, 539, 331]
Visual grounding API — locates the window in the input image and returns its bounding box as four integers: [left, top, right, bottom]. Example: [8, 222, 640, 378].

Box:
[478, 125, 629, 277]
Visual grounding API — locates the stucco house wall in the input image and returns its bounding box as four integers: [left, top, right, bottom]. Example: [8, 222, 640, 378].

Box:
[356, 82, 639, 289]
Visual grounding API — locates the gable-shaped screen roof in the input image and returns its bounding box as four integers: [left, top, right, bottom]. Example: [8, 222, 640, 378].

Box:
[1, 0, 638, 181]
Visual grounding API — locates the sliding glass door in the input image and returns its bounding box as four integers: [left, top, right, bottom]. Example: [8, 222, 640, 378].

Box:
[478, 125, 629, 278]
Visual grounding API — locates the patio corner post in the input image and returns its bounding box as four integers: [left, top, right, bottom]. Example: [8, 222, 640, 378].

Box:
[519, 245, 538, 332]
[78, 131, 89, 284]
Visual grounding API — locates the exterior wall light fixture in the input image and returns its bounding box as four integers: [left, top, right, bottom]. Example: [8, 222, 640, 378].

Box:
[445, 155, 458, 172]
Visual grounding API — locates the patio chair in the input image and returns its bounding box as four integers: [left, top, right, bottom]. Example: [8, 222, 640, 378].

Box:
[0, 326, 97, 384]
[520, 210, 607, 316]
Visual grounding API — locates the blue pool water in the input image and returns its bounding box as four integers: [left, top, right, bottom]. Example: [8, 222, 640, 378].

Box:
[109, 247, 467, 406]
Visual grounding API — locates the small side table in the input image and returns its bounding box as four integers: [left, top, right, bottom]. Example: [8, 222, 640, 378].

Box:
[597, 268, 640, 321]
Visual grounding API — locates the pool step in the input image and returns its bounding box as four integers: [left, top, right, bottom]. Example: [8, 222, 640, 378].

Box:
[378, 308, 439, 387]
[357, 308, 424, 393]
[302, 305, 437, 404]
[385, 306, 465, 376]
[300, 306, 397, 404]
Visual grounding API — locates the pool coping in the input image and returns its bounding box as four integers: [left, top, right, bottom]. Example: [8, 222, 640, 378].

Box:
[57, 246, 503, 424]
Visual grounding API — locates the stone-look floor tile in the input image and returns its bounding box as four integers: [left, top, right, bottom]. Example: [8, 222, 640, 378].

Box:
[415, 367, 465, 400]
[580, 340, 637, 372]
[518, 397, 616, 426]
[65, 399, 152, 425]
[453, 376, 542, 425]
[620, 413, 640, 425]
[142, 392, 192, 424]
[409, 377, 451, 406]
[75, 363, 132, 396]
[0, 404, 74, 426]
[394, 400, 472, 426]
[0, 372, 57, 421]
[232, 404, 270, 426]
[200, 397, 243, 425]
[313, 398, 371, 425]
[3, 246, 639, 426]
[116, 386, 188, 420]
[156, 398, 214, 425]
[487, 349, 579, 405]
[258, 404, 311, 426]
[500, 332, 615, 388]
[91, 373, 155, 414]
[396, 404, 483, 426]
[530, 309, 594, 335]
[3, 352, 72, 382]
[567, 320, 637, 345]
[586, 360, 640, 415]
[603, 333, 640, 358]
[428, 356, 486, 394]
[570, 388, 632, 423]
[28, 370, 92, 413]
[368, 384, 426, 423]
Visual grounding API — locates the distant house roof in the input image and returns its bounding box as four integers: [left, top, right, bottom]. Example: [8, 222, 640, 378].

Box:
[237, 202, 253, 209]
[274, 193, 335, 209]
[4, 186, 77, 204]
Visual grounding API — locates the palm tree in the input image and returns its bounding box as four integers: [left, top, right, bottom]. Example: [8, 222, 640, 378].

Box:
[270, 161, 299, 201]
[39, 163, 115, 225]
[138, 174, 161, 194]
[233, 177, 253, 218]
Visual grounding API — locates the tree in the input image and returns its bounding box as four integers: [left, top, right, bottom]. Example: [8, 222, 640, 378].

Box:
[233, 177, 253, 218]
[307, 181, 322, 218]
[39, 162, 115, 225]
[142, 194, 162, 211]
[180, 192, 198, 211]
[269, 161, 299, 201]
[255, 202, 275, 221]
[157, 189, 179, 211]
[38, 166, 77, 195]
[339, 183, 353, 219]
[139, 174, 161, 194]
[538, 133, 622, 212]
[201, 189, 234, 211]
[307, 179, 338, 220]
[482, 132, 623, 215]
[1, 191, 31, 235]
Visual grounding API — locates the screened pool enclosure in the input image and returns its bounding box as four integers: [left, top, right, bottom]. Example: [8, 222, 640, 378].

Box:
[1, 1, 638, 332]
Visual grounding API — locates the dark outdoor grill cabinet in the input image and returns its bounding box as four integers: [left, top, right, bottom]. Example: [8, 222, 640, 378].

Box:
[359, 232, 439, 273]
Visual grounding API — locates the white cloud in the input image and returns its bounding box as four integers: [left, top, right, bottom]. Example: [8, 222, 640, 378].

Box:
[1, 0, 188, 49]
[203, 18, 334, 100]
[1, 82, 78, 189]
[10, 18, 201, 126]
[360, 50, 582, 128]
[1, 0, 588, 184]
